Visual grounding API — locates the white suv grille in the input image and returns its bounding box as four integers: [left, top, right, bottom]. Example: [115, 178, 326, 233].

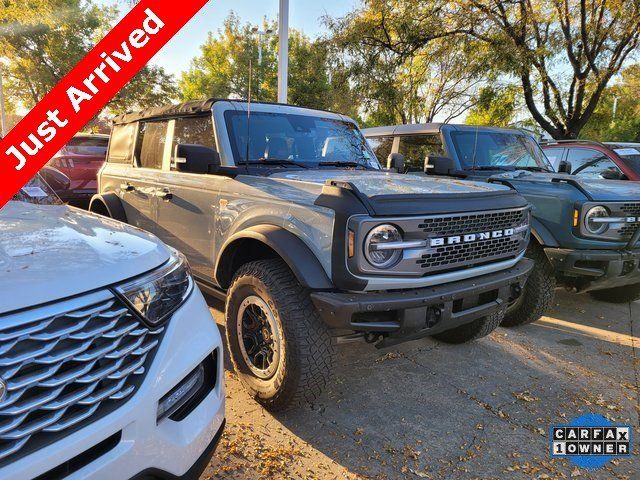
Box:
[0, 290, 164, 463]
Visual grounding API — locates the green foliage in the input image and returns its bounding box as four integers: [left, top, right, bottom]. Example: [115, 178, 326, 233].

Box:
[465, 86, 519, 128]
[581, 64, 640, 142]
[179, 13, 357, 116]
[0, 0, 177, 114]
[325, 1, 485, 125]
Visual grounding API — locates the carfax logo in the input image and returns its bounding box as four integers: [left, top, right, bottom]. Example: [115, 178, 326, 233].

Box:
[550, 413, 632, 469]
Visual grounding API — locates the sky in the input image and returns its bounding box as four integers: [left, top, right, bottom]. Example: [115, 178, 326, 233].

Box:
[98, 0, 359, 77]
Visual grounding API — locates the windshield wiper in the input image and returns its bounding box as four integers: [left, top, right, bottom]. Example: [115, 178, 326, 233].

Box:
[516, 166, 552, 173]
[464, 165, 514, 171]
[240, 158, 309, 169]
[318, 161, 369, 169]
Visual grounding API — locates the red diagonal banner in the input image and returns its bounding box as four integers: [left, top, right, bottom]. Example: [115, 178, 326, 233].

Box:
[0, 0, 210, 208]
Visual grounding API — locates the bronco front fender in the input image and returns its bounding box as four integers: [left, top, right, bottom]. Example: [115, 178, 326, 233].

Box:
[215, 225, 334, 290]
[531, 217, 560, 248]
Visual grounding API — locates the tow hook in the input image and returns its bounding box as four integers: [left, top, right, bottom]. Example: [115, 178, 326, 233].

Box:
[364, 332, 382, 344]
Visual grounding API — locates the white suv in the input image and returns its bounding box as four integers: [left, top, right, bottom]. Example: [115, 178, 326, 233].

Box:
[0, 174, 225, 479]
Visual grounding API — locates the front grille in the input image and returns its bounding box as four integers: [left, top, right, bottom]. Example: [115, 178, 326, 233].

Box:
[418, 209, 528, 237]
[0, 291, 164, 464]
[620, 203, 640, 216]
[415, 208, 529, 273]
[615, 203, 640, 240]
[417, 238, 522, 270]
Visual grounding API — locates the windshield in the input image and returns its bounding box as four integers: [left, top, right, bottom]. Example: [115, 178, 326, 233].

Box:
[611, 145, 640, 175]
[224, 110, 381, 169]
[450, 130, 552, 171]
[10, 173, 63, 206]
[62, 136, 109, 157]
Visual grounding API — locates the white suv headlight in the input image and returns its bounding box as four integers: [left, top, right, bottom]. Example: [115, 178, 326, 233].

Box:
[115, 250, 194, 326]
[364, 224, 403, 269]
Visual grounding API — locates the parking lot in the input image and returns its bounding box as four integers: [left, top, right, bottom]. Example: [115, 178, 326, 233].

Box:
[200, 291, 639, 480]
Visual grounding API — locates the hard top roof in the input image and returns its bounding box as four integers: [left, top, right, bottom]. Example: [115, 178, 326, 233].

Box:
[112, 98, 350, 125]
[362, 123, 528, 137]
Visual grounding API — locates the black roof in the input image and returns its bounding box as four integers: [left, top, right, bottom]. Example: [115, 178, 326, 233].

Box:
[112, 98, 220, 125]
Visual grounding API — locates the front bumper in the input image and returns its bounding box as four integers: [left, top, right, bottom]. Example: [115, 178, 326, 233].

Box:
[545, 247, 640, 292]
[311, 258, 533, 347]
[2, 290, 225, 480]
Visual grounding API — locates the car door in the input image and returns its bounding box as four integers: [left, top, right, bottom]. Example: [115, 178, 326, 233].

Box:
[154, 115, 226, 284]
[566, 148, 624, 179]
[366, 135, 396, 167]
[117, 120, 170, 232]
[542, 147, 565, 171]
[397, 134, 447, 172]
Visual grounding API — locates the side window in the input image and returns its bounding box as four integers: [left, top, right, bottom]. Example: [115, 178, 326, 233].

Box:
[567, 148, 622, 178]
[542, 148, 564, 170]
[170, 116, 217, 171]
[107, 124, 136, 164]
[367, 136, 394, 164]
[398, 134, 446, 171]
[135, 121, 168, 169]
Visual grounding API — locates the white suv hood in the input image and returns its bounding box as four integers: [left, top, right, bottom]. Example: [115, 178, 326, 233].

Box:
[0, 202, 171, 315]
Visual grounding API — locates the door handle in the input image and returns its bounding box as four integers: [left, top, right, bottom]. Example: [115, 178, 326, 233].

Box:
[154, 188, 173, 200]
[120, 183, 135, 192]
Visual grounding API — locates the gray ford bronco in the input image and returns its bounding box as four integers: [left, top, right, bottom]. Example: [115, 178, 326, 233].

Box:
[91, 99, 533, 410]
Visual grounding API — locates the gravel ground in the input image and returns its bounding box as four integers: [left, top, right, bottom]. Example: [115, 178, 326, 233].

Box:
[200, 290, 639, 480]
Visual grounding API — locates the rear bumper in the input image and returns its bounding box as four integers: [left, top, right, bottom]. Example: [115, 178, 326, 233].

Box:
[545, 247, 640, 292]
[310, 258, 533, 346]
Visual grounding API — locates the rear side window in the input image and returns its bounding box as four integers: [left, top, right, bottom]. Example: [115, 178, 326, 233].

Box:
[135, 121, 168, 169]
[367, 136, 394, 164]
[567, 148, 621, 178]
[107, 124, 136, 164]
[398, 134, 446, 171]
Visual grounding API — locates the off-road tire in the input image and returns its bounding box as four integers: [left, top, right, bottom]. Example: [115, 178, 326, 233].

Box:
[431, 310, 504, 344]
[225, 259, 336, 411]
[589, 283, 640, 303]
[501, 243, 556, 327]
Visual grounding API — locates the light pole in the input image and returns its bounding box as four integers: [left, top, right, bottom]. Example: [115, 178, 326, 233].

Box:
[0, 64, 6, 138]
[278, 0, 289, 104]
[250, 27, 274, 66]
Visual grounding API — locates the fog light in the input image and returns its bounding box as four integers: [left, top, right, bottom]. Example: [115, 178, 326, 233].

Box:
[157, 364, 205, 422]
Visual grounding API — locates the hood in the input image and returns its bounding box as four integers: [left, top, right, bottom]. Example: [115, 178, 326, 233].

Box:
[491, 171, 640, 201]
[270, 170, 511, 196]
[0, 202, 171, 315]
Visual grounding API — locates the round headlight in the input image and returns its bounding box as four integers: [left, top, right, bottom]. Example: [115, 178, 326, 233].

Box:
[584, 206, 609, 235]
[364, 224, 403, 269]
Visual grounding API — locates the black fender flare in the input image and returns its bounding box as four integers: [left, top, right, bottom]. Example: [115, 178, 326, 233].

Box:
[530, 217, 560, 248]
[215, 225, 333, 290]
[88, 192, 128, 223]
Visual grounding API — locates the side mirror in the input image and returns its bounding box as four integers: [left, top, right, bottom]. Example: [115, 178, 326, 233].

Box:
[40, 166, 71, 192]
[557, 160, 572, 174]
[387, 153, 405, 173]
[173, 144, 221, 173]
[600, 169, 623, 180]
[425, 156, 456, 175]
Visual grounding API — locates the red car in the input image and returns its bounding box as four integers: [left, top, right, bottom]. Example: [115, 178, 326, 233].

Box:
[542, 140, 640, 181]
[46, 133, 110, 207]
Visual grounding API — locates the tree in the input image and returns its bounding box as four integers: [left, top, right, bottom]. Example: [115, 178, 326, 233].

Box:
[580, 63, 640, 141]
[327, 0, 640, 138]
[179, 13, 358, 115]
[325, 1, 485, 125]
[466, 85, 520, 127]
[0, 0, 177, 115]
[458, 0, 640, 139]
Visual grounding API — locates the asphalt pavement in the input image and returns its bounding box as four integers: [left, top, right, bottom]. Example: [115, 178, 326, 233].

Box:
[201, 290, 639, 480]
